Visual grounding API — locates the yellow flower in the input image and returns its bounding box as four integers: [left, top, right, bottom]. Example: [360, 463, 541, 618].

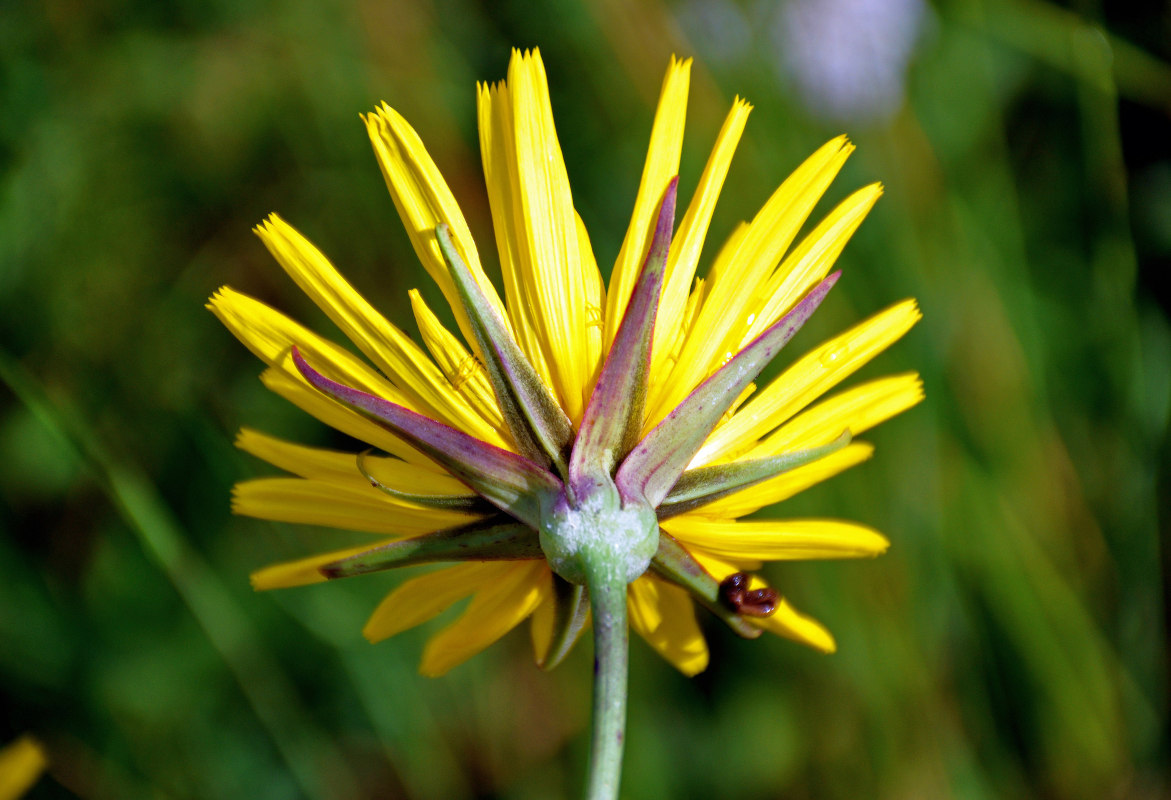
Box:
[210, 49, 921, 679]
[0, 736, 47, 800]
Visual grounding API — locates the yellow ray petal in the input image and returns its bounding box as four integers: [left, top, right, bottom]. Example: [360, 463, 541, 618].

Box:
[628, 575, 709, 676]
[575, 211, 607, 399]
[420, 560, 550, 676]
[654, 137, 854, 413]
[236, 427, 358, 481]
[504, 49, 588, 420]
[605, 55, 691, 346]
[364, 103, 508, 346]
[746, 183, 884, 344]
[0, 735, 47, 800]
[250, 541, 395, 590]
[660, 516, 889, 560]
[697, 442, 874, 518]
[651, 182, 882, 427]
[528, 571, 558, 664]
[258, 367, 432, 467]
[478, 79, 555, 389]
[234, 428, 471, 496]
[209, 287, 405, 402]
[648, 272, 709, 405]
[408, 289, 505, 430]
[364, 562, 513, 643]
[686, 546, 763, 576]
[755, 372, 925, 456]
[213, 290, 457, 464]
[754, 598, 836, 653]
[694, 300, 922, 464]
[232, 478, 477, 535]
[650, 99, 753, 392]
[253, 215, 503, 445]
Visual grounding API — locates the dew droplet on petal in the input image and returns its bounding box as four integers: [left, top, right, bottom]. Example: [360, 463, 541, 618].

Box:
[819, 344, 850, 367]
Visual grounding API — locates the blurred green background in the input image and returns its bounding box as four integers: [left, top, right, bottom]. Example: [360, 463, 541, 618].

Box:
[2, 0, 1168, 797]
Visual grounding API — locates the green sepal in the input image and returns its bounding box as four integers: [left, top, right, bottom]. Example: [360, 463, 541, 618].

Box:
[656, 431, 851, 519]
[357, 449, 493, 513]
[436, 224, 573, 477]
[319, 516, 541, 579]
[538, 575, 591, 671]
[616, 272, 839, 507]
[570, 179, 676, 481]
[293, 347, 561, 528]
[649, 533, 761, 639]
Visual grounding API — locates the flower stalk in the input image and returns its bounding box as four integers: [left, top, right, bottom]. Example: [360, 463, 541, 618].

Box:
[583, 553, 629, 800]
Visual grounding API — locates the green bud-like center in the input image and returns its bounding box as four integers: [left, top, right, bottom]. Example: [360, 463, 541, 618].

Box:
[538, 474, 659, 586]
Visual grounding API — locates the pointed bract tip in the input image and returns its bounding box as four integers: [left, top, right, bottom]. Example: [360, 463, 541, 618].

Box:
[290, 345, 310, 376]
[291, 345, 332, 395]
[656, 177, 678, 237]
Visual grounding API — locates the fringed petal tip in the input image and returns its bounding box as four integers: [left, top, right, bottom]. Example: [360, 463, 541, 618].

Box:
[248, 570, 274, 592]
[228, 482, 245, 515]
[251, 212, 281, 238]
[205, 285, 229, 313]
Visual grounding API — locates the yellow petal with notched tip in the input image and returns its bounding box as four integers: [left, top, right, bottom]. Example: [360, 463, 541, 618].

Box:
[650, 99, 752, 389]
[419, 560, 550, 676]
[211, 291, 460, 462]
[504, 50, 588, 421]
[658, 137, 853, 405]
[628, 574, 709, 676]
[697, 442, 874, 518]
[251, 541, 396, 590]
[208, 287, 406, 404]
[364, 562, 514, 643]
[253, 215, 502, 445]
[605, 55, 691, 347]
[364, 103, 507, 347]
[746, 183, 883, 344]
[478, 79, 557, 390]
[695, 300, 922, 464]
[755, 373, 925, 457]
[232, 478, 478, 535]
[652, 182, 882, 424]
[661, 517, 889, 560]
[0, 735, 47, 800]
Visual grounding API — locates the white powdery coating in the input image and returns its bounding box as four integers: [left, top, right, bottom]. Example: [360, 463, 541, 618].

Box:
[539, 476, 659, 585]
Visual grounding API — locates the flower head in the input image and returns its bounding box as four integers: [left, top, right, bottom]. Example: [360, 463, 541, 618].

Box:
[210, 49, 922, 679]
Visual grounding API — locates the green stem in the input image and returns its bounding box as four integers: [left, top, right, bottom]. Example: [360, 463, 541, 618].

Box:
[583, 557, 629, 800]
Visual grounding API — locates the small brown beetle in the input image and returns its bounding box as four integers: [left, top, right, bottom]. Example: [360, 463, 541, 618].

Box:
[718, 572, 778, 617]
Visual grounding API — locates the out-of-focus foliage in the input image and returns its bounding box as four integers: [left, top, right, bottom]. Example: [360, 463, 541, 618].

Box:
[1, 0, 1168, 797]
